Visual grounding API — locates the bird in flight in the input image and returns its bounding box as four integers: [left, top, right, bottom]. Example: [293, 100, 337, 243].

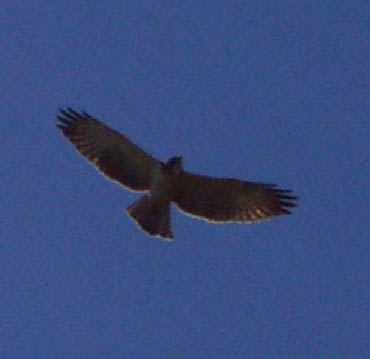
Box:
[57, 108, 297, 240]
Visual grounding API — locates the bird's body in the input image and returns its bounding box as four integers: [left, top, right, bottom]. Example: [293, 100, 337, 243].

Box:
[57, 108, 297, 240]
[126, 157, 183, 239]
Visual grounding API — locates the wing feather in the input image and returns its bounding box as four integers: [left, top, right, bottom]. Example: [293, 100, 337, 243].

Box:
[174, 171, 297, 223]
[57, 108, 160, 191]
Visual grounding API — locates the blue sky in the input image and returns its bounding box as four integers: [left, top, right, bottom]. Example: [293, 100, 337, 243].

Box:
[2, 1, 369, 358]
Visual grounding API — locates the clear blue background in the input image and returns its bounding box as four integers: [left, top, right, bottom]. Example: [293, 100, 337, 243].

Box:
[2, 1, 369, 358]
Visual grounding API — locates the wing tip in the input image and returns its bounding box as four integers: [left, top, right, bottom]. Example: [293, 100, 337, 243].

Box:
[56, 108, 94, 128]
[265, 184, 298, 215]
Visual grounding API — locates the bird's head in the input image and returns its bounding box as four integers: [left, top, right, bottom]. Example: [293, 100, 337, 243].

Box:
[162, 156, 183, 175]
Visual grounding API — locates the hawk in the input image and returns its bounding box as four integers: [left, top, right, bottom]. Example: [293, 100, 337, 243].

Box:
[57, 108, 297, 240]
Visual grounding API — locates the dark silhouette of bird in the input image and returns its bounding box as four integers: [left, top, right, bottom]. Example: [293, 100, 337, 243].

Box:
[57, 108, 297, 240]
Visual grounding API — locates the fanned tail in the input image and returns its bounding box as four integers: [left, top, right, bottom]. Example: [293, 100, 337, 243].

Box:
[126, 195, 173, 240]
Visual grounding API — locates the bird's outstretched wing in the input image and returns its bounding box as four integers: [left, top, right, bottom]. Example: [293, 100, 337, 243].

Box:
[174, 171, 297, 223]
[57, 108, 160, 191]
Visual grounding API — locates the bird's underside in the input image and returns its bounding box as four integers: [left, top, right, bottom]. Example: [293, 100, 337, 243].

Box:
[57, 108, 297, 240]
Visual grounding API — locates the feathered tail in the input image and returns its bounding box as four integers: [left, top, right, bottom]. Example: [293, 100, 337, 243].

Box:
[126, 195, 173, 240]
